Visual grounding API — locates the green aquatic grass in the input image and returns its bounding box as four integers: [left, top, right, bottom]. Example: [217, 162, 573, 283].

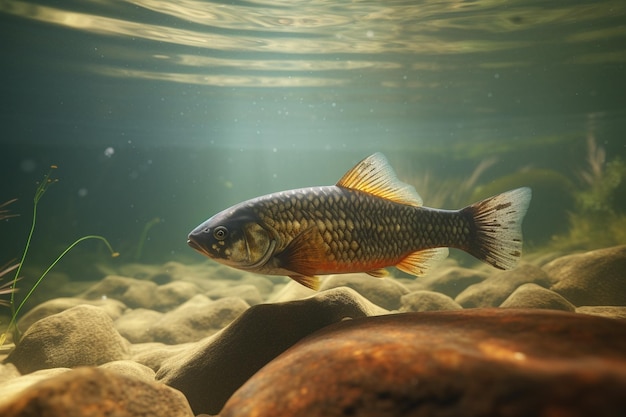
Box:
[0, 166, 118, 347]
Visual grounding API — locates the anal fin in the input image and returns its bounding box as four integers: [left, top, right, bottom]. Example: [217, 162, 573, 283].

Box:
[396, 248, 449, 276]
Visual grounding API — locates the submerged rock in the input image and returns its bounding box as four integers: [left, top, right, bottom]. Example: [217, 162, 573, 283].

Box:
[221, 309, 626, 417]
[407, 265, 489, 298]
[545, 245, 626, 306]
[8, 305, 130, 374]
[499, 283, 576, 311]
[16, 297, 127, 333]
[152, 295, 249, 344]
[455, 264, 551, 308]
[576, 306, 626, 320]
[399, 290, 462, 312]
[205, 284, 264, 306]
[319, 273, 410, 310]
[81, 275, 158, 309]
[156, 287, 386, 415]
[0, 367, 193, 417]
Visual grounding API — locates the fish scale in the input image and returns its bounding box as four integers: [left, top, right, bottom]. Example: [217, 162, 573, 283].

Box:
[188, 153, 531, 290]
[246, 186, 473, 273]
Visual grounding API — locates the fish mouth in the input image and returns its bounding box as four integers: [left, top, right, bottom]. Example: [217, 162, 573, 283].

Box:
[187, 238, 210, 257]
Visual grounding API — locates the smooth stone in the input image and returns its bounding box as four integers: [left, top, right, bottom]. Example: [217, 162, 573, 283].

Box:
[114, 308, 164, 343]
[406, 265, 489, 298]
[17, 297, 127, 333]
[222, 309, 626, 417]
[0, 362, 21, 384]
[152, 281, 203, 311]
[150, 295, 250, 344]
[156, 287, 386, 415]
[98, 360, 156, 382]
[8, 305, 130, 374]
[500, 283, 576, 311]
[81, 275, 158, 309]
[267, 280, 317, 302]
[0, 368, 71, 408]
[545, 245, 626, 306]
[455, 264, 551, 308]
[206, 284, 264, 306]
[130, 342, 195, 372]
[399, 290, 462, 312]
[576, 306, 626, 319]
[318, 273, 410, 310]
[0, 367, 194, 417]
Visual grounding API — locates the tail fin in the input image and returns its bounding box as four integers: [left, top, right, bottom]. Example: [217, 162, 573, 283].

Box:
[462, 187, 532, 270]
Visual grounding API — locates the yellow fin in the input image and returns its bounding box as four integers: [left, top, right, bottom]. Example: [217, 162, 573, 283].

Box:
[366, 268, 389, 278]
[336, 153, 422, 207]
[396, 248, 449, 276]
[289, 275, 321, 290]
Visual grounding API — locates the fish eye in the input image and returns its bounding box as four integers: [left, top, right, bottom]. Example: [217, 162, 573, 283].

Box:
[213, 226, 228, 241]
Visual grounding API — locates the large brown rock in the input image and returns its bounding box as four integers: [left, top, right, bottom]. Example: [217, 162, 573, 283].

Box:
[156, 287, 384, 415]
[221, 309, 626, 417]
[0, 367, 193, 417]
[545, 245, 626, 306]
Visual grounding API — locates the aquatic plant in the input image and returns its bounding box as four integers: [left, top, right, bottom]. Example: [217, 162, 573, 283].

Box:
[134, 216, 162, 261]
[406, 156, 498, 209]
[0, 166, 119, 347]
[0, 198, 18, 222]
[550, 135, 626, 250]
[0, 261, 19, 307]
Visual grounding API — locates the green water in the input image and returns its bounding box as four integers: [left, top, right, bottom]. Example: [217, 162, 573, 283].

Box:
[1, 0, 625, 277]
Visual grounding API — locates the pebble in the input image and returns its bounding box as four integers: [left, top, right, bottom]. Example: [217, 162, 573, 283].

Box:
[1, 245, 625, 417]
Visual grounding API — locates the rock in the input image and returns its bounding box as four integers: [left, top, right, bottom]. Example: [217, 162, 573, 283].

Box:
[8, 305, 130, 374]
[399, 290, 462, 312]
[268, 280, 317, 302]
[114, 308, 164, 343]
[500, 283, 576, 311]
[131, 342, 195, 372]
[545, 245, 626, 306]
[98, 360, 155, 382]
[81, 275, 158, 309]
[222, 309, 626, 417]
[156, 287, 387, 415]
[407, 265, 489, 298]
[319, 273, 410, 310]
[577, 306, 626, 320]
[206, 284, 264, 306]
[153, 281, 202, 311]
[0, 362, 21, 384]
[17, 297, 127, 333]
[0, 368, 71, 407]
[150, 295, 250, 344]
[0, 367, 194, 417]
[455, 264, 551, 308]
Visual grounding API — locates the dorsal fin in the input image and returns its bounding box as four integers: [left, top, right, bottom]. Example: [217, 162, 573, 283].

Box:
[336, 153, 423, 207]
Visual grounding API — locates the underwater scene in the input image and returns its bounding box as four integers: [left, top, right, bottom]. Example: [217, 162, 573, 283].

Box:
[1, 0, 626, 415]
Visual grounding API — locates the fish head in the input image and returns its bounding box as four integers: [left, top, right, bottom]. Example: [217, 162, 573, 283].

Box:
[187, 208, 276, 270]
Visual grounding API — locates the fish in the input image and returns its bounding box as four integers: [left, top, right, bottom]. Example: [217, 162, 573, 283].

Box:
[188, 153, 532, 290]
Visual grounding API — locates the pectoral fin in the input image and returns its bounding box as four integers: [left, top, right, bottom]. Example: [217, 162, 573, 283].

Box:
[288, 275, 321, 290]
[277, 227, 326, 289]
